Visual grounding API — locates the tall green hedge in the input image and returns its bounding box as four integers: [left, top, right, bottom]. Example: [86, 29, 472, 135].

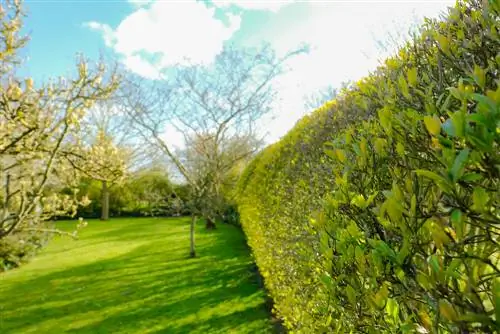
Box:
[237, 1, 499, 332]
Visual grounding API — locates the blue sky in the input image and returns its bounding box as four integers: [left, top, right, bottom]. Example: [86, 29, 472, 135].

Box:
[19, 1, 132, 81]
[20, 0, 454, 143]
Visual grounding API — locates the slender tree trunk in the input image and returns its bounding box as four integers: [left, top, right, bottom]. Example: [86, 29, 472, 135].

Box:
[101, 180, 109, 221]
[205, 216, 216, 230]
[190, 215, 197, 258]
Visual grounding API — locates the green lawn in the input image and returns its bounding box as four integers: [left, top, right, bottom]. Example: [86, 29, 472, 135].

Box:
[0, 217, 274, 333]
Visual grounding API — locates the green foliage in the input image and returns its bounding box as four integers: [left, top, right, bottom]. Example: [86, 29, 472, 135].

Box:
[0, 218, 274, 333]
[222, 203, 241, 226]
[237, 1, 499, 332]
[0, 227, 51, 271]
[70, 169, 190, 218]
[71, 178, 131, 218]
[122, 168, 174, 216]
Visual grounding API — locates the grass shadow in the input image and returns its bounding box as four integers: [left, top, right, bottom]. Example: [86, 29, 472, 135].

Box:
[0, 218, 273, 333]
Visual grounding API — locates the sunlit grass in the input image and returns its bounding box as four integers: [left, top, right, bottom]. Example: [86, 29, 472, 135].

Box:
[0, 217, 274, 333]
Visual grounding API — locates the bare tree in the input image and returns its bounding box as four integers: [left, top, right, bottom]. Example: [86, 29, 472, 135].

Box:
[303, 81, 353, 111]
[177, 132, 261, 227]
[303, 84, 338, 111]
[122, 43, 307, 257]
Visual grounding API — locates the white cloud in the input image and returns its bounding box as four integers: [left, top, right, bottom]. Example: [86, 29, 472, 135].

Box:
[122, 54, 161, 79]
[212, 0, 295, 12]
[84, 21, 115, 47]
[250, 1, 455, 143]
[159, 123, 185, 151]
[85, 0, 241, 76]
[86, 0, 455, 145]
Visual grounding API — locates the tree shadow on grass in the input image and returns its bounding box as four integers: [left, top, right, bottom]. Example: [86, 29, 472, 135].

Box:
[0, 219, 273, 334]
[149, 304, 272, 334]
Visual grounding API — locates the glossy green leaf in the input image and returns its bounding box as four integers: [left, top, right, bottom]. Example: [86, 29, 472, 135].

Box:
[429, 254, 441, 274]
[472, 188, 489, 212]
[472, 65, 486, 89]
[451, 111, 466, 137]
[450, 209, 465, 239]
[423, 115, 441, 135]
[449, 148, 469, 182]
[346, 285, 357, 305]
[471, 93, 497, 113]
[385, 298, 399, 322]
[415, 169, 451, 191]
[398, 74, 410, 98]
[407, 67, 418, 86]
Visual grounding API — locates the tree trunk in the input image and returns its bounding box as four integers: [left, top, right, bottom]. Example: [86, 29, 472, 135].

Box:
[189, 215, 196, 258]
[101, 180, 109, 221]
[205, 217, 216, 230]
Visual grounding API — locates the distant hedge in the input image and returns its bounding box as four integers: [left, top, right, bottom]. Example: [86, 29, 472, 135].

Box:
[237, 1, 499, 333]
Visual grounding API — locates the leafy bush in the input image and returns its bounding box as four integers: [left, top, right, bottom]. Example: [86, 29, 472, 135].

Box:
[237, 1, 499, 332]
[0, 226, 52, 271]
[67, 170, 192, 219]
[221, 203, 241, 226]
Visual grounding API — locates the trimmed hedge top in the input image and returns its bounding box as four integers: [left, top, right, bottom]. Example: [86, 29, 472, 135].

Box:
[237, 1, 499, 333]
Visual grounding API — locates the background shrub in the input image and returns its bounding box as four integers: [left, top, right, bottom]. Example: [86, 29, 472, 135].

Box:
[0, 226, 51, 272]
[59, 170, 193, 219]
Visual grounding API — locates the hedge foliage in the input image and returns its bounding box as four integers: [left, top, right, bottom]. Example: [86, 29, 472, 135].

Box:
[237, 1, 499, 332]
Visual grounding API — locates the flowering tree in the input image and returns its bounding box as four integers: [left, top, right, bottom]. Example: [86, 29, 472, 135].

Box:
[63, 129, 128, 220]
[0, 0, 119, 268]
